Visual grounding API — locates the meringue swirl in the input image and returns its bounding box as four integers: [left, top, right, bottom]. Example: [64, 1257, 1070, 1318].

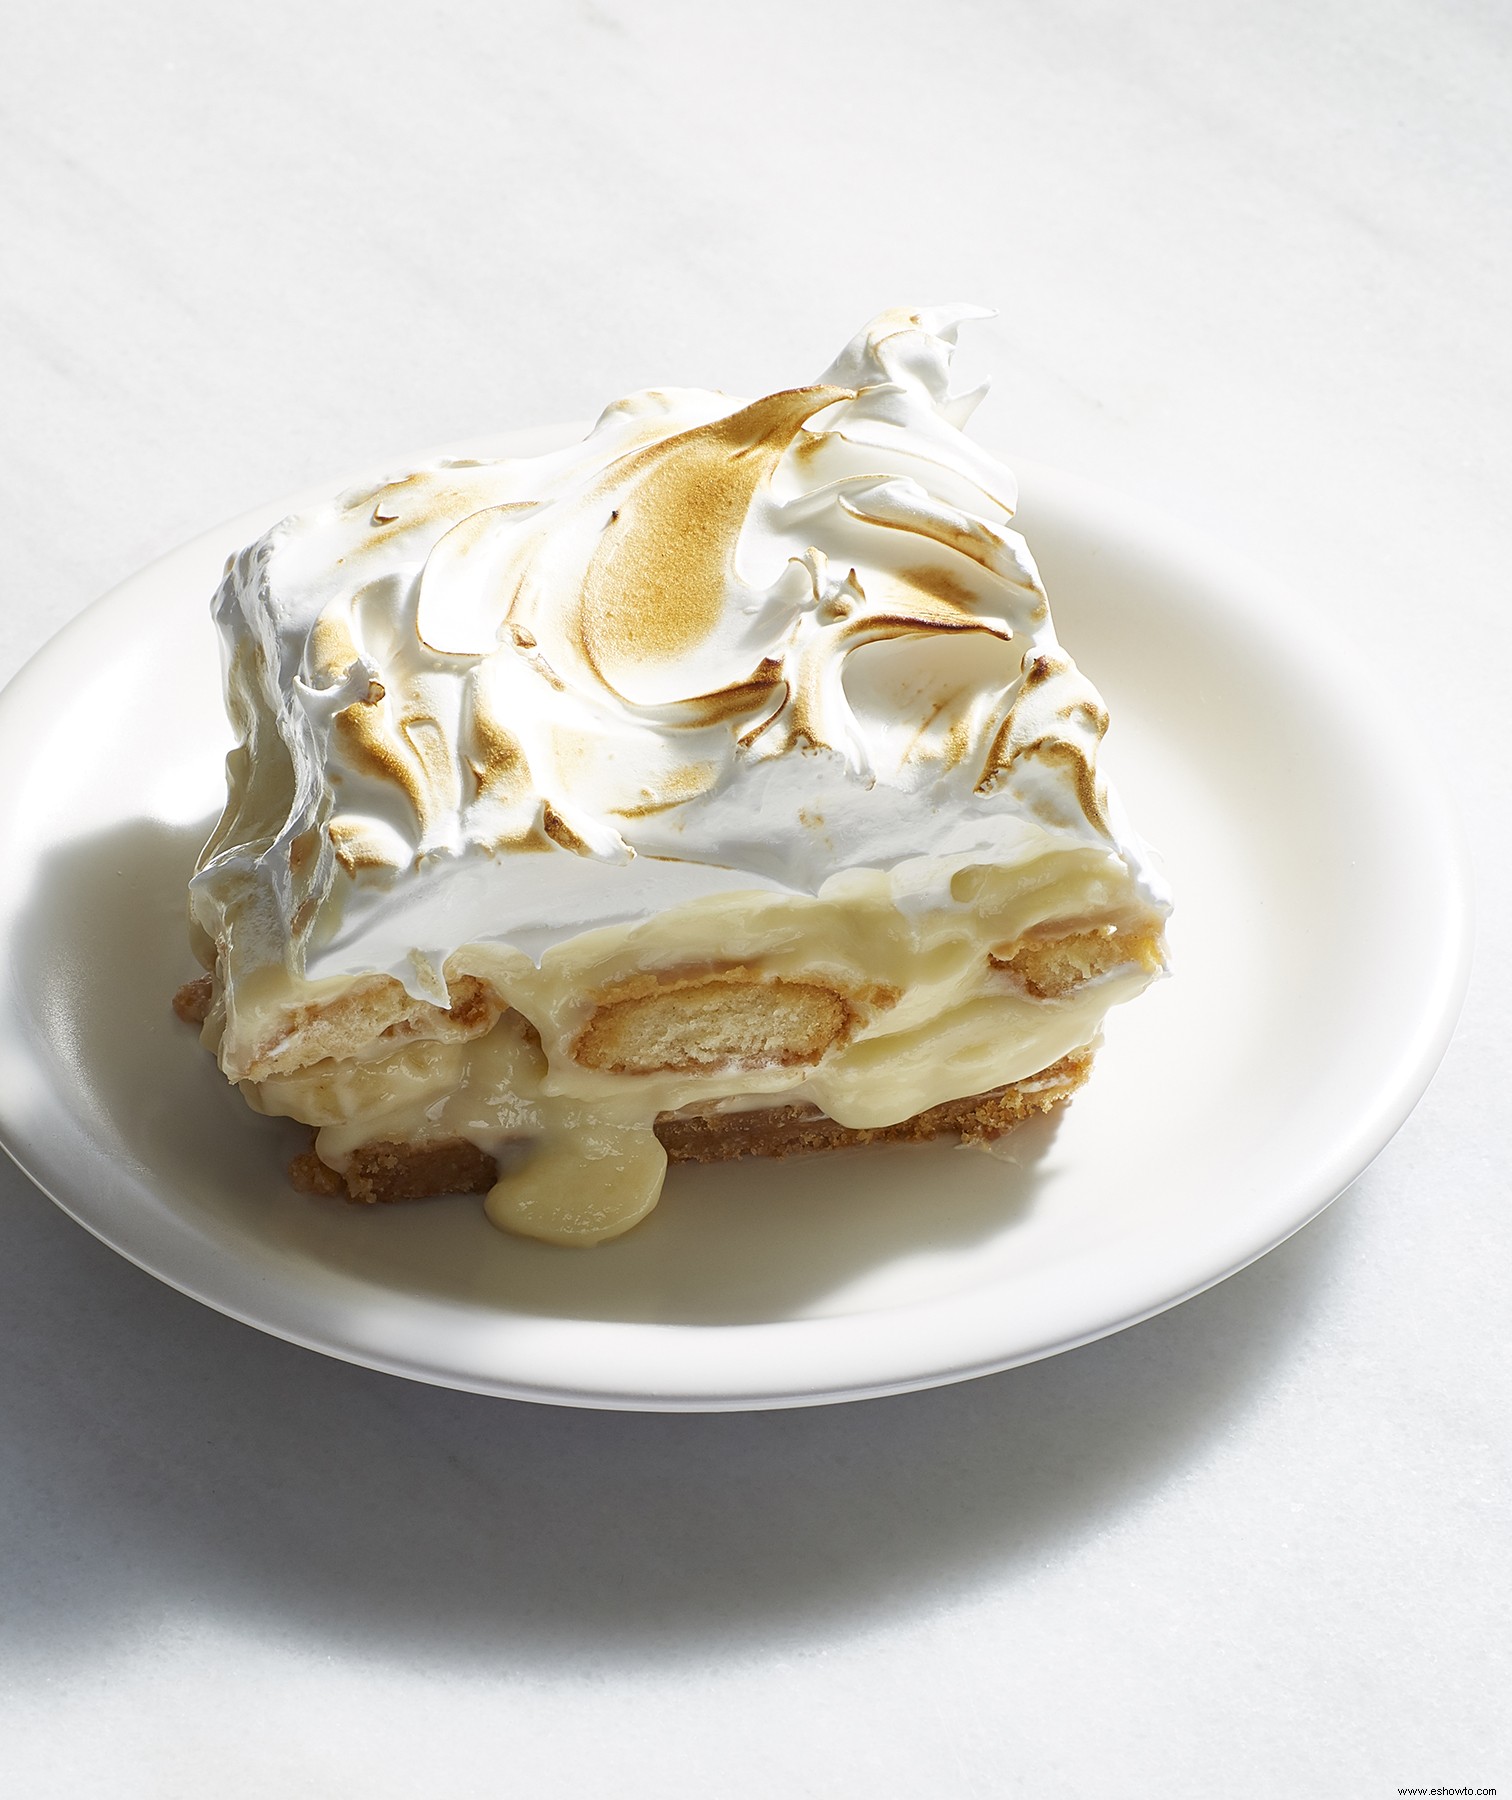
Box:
[191, 306, 1166, 1082]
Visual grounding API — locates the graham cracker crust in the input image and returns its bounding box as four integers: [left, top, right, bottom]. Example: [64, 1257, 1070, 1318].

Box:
[288, 1046, 1095, 1206]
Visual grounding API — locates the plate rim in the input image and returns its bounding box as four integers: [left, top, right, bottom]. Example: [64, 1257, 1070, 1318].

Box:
[0, 442, 1474, 1410]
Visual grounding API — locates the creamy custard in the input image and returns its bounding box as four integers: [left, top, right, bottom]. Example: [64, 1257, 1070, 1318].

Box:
[239, 851, 1162, 1243]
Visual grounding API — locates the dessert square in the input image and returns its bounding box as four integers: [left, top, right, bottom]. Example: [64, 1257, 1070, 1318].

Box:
[179, 307, 1169, 1243]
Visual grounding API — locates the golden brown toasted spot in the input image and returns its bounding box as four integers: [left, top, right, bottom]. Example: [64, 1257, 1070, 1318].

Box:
[571, 966, 894, 1075]
[466, 686, 532, 804]
[896, 563, 987, 612]
[542, 805, 592, 854]
[849, 500, 1014, 579]
[327, 817, 394, 873]
[990, 925, 1165, 999]
[1067, 698, 1108, 733]
[397, 710, 455, 814]
[577, 385, 851, 691]
[610, 761, 719, 819]
[358, 476, 505, 540]
[941, 714, 973, 769]
[897, 696, 951, 762]
[977, 732, 1103, 822]
[172, 976, 214, 1025]
[660, 660, 788, 732]
[333, 691, 431, 823]
[308, 608, 360, 684]
[736, 679, 794, 747]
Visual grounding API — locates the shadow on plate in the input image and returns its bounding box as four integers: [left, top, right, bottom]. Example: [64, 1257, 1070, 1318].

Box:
[2, 810, 1347, 1675]
[0, 1155, 1349, 1675]
[10, 813, 1066, 1326]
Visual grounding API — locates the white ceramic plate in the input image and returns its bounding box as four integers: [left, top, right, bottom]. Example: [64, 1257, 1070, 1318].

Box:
[0, 433, 1470, 1410]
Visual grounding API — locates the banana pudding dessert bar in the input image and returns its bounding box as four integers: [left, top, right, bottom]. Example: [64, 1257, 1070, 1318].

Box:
[177, 306, 1170, 1244]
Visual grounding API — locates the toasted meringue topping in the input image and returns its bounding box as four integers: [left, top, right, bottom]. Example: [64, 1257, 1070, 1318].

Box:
[191, 306, 1168, 1080]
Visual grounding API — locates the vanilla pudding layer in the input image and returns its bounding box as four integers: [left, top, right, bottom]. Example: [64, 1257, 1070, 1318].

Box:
[229, 846, 1164, 1245]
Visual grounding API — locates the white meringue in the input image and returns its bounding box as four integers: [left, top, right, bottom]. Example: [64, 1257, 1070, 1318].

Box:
[192, 305, 1167, 1088]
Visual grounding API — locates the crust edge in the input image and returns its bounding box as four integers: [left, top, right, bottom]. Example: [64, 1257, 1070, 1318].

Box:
[294, 1046, 1095, 1204]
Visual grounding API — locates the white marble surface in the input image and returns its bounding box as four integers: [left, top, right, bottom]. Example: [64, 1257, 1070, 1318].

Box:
[2, 2, 1507, 1794]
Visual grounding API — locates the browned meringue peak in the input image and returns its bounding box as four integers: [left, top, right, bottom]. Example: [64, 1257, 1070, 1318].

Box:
[190, 306, 1168, 1078]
